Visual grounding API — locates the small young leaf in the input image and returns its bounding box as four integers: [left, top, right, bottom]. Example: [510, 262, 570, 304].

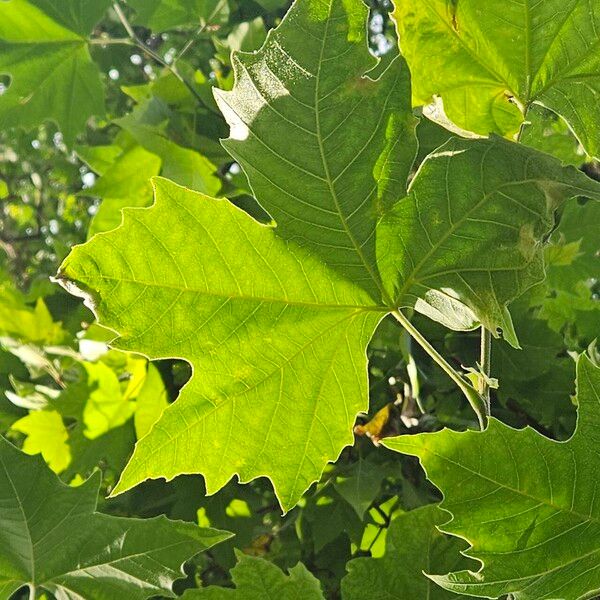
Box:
[384, 356, 600, 600]
[0, 435, 231, 600]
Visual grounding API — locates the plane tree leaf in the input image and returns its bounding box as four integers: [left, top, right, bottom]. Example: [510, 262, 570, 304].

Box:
[393, 0, 600, 158]
[57, 0, 418, 510]
[0, 435, 231, 600]
[58, 178, 386, 509]
[384, 355, 600, 600]
[377, 136, 600, 346]
[0, 0, 110, 146]
[341, 504, 474, 600]
[214, 0, 417, 300]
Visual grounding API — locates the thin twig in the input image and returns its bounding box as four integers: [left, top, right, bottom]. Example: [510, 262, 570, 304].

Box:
[172, 0, 228, 65]
[479, 327, 492, 415]
[111, 1, 205, 105]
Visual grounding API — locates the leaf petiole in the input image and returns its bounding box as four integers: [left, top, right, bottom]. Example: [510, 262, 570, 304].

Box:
[391, 310, 487, 430]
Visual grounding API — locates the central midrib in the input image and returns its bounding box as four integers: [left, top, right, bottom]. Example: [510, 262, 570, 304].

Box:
[70, 272, 389, 313]
[313, 1, 393, 307]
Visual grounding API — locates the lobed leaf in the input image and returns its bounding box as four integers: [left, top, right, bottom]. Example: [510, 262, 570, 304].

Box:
[0, 0, 110, 145]
[182, 552, 325, 599]
[0, 435, 230, 600]
[385, 356, 600, 599]
[59, 178, 386, 509]
[377, 136, 600, 346]
[342, 504, 473, 599]
[393, 0, 600, 158]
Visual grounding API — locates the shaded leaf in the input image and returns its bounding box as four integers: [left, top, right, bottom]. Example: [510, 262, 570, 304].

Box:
[214, 0, 417, 300]
[0, 435, 230, 600]
[342, 504, 473, 599]
[0, 0, 110, 145]
[384, 356, 600, 600]
[128, 0, 229, 31]
[182, 552, 325, 599]
[334, 456, 389, 518]
[377, 136, 600, 346]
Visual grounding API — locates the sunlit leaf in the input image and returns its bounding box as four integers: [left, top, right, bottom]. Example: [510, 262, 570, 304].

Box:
[394, 0, 600, 157]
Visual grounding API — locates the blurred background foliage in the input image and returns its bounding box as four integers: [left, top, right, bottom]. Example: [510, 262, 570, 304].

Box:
[0, 0, 598, 597]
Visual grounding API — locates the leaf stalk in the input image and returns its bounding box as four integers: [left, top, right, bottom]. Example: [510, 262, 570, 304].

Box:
[392, 310, 487, 430]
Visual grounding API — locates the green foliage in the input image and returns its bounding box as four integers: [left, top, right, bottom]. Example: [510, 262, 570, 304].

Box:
[342, 504, 472, 599]
[0, 435, 230, 599]
[394, 0, 600, 157]
[182, 552, 326, 598]
[0, 0, 110, 146]
[377, 135, 600, 346]
[1, 0, 600, 597]
[385, 357, 600, 600]
[59, 177, 384, 508]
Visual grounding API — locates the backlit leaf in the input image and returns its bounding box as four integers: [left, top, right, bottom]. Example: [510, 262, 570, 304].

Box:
[394, 0, 600, 157]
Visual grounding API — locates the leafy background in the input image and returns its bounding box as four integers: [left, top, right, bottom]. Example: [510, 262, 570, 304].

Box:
[0, 0, 599, 598]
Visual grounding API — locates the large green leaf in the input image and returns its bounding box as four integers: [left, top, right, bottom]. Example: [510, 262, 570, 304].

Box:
[0, 435, 230, 600]
[341, 504, 473, 599]
[58, 0, 418, 510]
[377, 136, 600, 346]
[58, 178, 386, 509]
[214, 0, 417, 300]
[384, 356, 600, 600]
[0, 0, 110, 145]
[394, 0, 600, 158]
[182, 552, 325, 599]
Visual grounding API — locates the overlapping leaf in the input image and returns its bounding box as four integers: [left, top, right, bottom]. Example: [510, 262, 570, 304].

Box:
[342, 504, 473, 599]
[0, 0, 110, 145]
[0, 435, 230, 600]
[385, 356, 600, 600]
[128, 0, 230, 31]
[377, 136, 600, 346]
[58, 0, 416, 510]
[394, 0, 600, 157]
[59, 178, 386, 508]
[214, 0, 417, 299]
